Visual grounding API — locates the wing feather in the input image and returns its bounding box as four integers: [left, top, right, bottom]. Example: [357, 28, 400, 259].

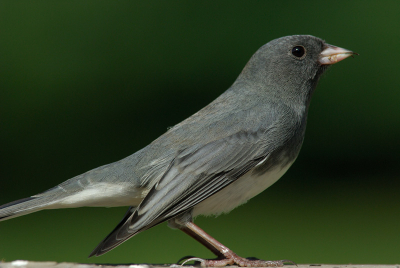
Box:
[90, 128, 275, 256]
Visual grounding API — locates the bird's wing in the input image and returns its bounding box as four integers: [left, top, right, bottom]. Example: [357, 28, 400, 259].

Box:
[90, 128, 278, 256]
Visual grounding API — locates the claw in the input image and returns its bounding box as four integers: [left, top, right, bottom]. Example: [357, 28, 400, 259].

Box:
[181, 257, 206, 266]
[177, 255, 196, 264]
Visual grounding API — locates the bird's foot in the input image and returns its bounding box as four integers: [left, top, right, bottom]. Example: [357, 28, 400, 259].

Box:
[180, 254, 295, 267]
[179, 222, 296, 267]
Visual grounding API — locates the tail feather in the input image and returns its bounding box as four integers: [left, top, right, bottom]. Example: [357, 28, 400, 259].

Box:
[0, 196, 47, 221]
[0, 183, 78, 221]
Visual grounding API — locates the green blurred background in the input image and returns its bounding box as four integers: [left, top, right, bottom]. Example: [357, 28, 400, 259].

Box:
[1, 0, 399, 265]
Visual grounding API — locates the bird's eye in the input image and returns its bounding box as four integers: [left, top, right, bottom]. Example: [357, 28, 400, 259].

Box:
[291, 46, 306, 58]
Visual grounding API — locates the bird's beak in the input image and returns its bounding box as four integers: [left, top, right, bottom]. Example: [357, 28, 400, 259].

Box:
[319, 44, 358, 65]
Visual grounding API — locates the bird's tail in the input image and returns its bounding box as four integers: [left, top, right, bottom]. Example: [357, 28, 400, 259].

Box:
[1, 161, 141, 222]
[0, 180, 137, 222]
[0, 195, 58, 221]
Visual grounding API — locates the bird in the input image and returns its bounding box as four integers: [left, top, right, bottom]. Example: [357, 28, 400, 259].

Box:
[0, 35, 356, 267]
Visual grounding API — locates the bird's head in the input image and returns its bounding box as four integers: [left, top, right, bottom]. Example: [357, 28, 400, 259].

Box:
[236, 35, 357, 107]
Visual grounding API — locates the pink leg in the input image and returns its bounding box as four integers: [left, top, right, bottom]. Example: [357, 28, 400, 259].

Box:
[180, 222, 295, 267]
[180, 225, 225, 259]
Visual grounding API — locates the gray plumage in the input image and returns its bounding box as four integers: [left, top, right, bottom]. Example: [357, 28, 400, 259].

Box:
[0, 35, 353, 259]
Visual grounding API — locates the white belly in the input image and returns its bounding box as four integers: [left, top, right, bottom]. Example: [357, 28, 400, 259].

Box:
[192, 161, 293, 217]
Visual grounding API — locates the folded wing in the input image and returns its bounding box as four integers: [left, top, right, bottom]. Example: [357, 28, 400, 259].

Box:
[90, 129, 273, 256]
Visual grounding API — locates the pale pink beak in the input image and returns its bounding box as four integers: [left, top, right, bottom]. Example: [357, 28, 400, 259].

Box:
[319, 44, 358, 65]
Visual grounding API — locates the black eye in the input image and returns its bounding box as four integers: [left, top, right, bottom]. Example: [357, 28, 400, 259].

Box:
[291, 46, 305, 58]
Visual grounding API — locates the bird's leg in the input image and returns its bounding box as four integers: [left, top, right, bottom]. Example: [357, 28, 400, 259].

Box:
[180, 225, 225, 259]
[180, 221, 294, 267]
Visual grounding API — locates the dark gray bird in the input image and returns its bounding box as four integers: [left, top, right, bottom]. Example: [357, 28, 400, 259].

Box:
[0, 35, 356, 267]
